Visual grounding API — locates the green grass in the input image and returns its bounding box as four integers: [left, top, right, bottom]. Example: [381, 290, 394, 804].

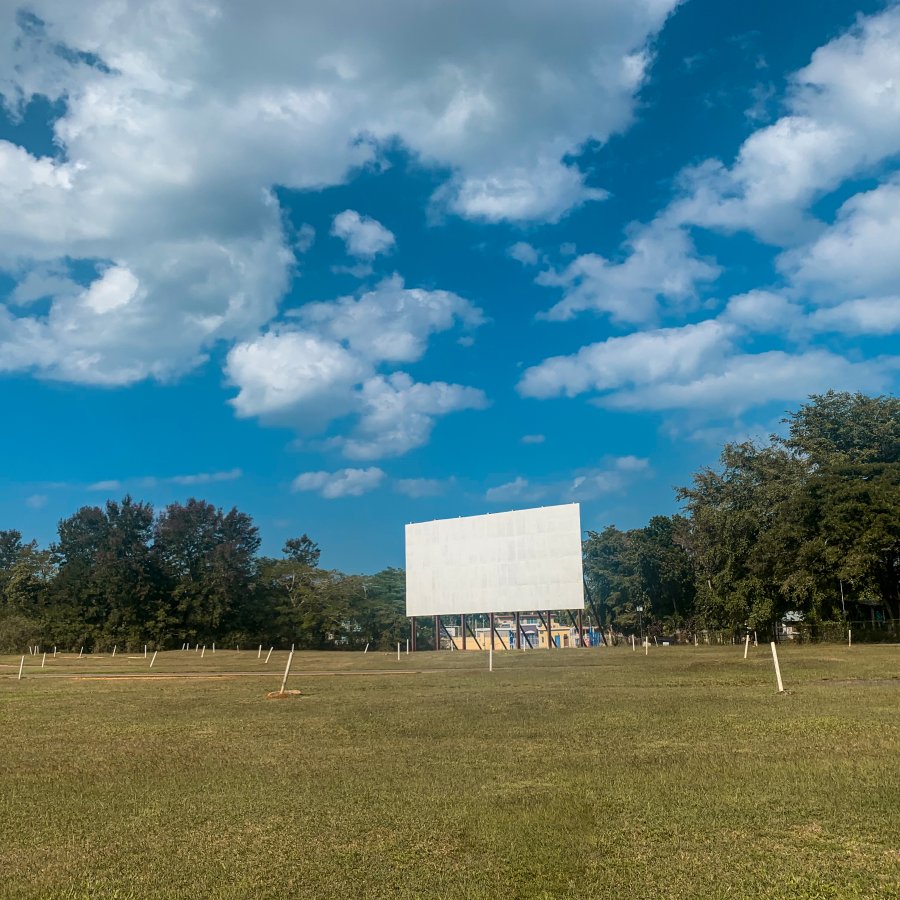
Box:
[1, 644, 898, 899]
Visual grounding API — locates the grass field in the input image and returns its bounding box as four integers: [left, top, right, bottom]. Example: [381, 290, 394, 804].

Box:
[1, 643, 899, 899]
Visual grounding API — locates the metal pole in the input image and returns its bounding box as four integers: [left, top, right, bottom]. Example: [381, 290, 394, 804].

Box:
[546, 610, 553, 649]
[577, 609, 584, 647]
[461, 614, 467, 651]
[410, 616, 417, 652]
[515, 612, 521, 650]
[435, 615, 441, 650]
[490, 613, 495, 651]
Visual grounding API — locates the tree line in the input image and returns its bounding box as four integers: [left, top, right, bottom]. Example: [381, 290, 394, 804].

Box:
[0, 499, 411, 653]
[1, 391, 896, 651]
[584, 392, 899, 641]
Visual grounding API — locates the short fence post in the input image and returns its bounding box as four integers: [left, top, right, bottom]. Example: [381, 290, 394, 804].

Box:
[279, 650, 295, 695]
[150, 650, 158, 668]
[770, 642, 785, 693]
[265, 647, 273, 664]
[744, 634, 750, 659]
[18, 656, 25, 680]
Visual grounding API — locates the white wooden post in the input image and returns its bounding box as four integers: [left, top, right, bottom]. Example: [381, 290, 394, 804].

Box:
[258, 645, 262, 658]
[201, 645, 206, 658]
[112, 645, 117, 657]
[42, 652, 46, 668]
[212, 643, 215, 653]
[53, 646, 57, 657]
[848, 628, 852, 648]
[150, 650, 158, 668]
[144, 644, 147, 658]
[644, 638, 649, 656]
[265, 647, 273, 663]
[397, 642, 400, 661]
[279, 650, 295, 695]
[364, 643, 369, 653]
[770, 642, 785, 693]
[18, 656, 25, 680]
[744, 634, 750, 659]
[291, 643, 295, 653]
[694, 634, 698, 647]
[753, 631, 758, 646]
[78, 647, 83, 659]
[631, 635, 636, 651]
[406, 638, 409, 655]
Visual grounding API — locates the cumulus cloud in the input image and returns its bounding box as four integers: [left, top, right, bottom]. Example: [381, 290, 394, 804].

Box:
[778, 177, 900, 300]
[508, 242, 540, 266]
[721, 290, 803, 333]
[537, 217, 719, 324]
[0, 0, 677, 386]
[521, 434, 545, 444]
[292, 467, 384, 498]
[519, 313, 896, 415]
[226, 278, 487, 457]
[337, 373, 487, 460]
[599, 350, 893, 413]
[331, 210, 396, 259]
[807, 297, 900, 336]
[86, 469, 242, 492]
[485, 456, 650, 505]
[485, 476, 547, 505]
[394, 477, 446, 498]
[671, 6, 900, 243]
[518, 320, 733, 399]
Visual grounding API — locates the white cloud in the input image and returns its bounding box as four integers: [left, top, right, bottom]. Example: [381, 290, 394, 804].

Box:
[601, 350, 893, 414]
[168, 468, 243, 486]
[296, 275, 483, 364]
[485, 477, 547, 504]
[521, 433, 545, 444]
[486, 455, 650, 505]
[537, 218, 719, 324]
[226, 330, 367, 425]
[446, 159, 607, 223]
[394, 477, 446, 498]
[518, 320, 733, 399]
[331, 210, 395, 259]
[85, 470, 243, 492]
[338, 373, 488, 460]
[565, 457, 650, 501]
[808, 297, 900, 336]
[0, 0, 678, 384]
[508, 242, 539, 266]
[779, 177, 900, 300]
[672, 6, 900, 243]
[25, 493, 48, 509]
[520, 311, 897, 415]
[226, 279, 486, 456]
[722, 290, 803, 333]
[88, 479, 122, 492]
[292, 467, 384, 498]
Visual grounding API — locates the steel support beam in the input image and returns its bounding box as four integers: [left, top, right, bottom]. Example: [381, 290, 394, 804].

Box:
[410, 616, 417, 652]
[461, 614, 466, 651]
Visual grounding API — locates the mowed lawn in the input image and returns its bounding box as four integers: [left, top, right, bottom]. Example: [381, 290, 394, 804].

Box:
[1, 644, 898, 899]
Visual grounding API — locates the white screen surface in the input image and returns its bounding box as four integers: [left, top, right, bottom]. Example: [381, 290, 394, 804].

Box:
[405, 503, 583, 616]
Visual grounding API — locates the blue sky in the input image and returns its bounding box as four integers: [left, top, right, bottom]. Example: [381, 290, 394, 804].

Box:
[1, 0, 898, 572]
